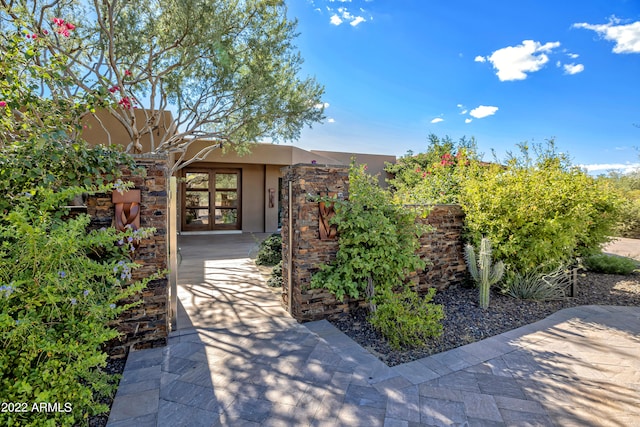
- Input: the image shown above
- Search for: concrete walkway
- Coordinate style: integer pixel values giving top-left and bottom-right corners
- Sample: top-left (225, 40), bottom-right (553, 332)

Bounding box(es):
top-left (107, 234), bottom-right (640, 426)
top-left (603, 237), bottom-right (640, 262)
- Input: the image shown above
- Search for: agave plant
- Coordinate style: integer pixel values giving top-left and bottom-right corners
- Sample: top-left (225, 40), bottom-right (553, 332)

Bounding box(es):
top-left (464, 238), bottom-right (505, 309)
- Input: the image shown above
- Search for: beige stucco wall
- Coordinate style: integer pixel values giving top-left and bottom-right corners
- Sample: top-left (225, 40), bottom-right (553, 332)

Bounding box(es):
top-left (82, 109), bottom-right (174, 153)
top-left (265, 165), bottom-right (282, 232)
top-left (241, 164), bottom-right (265, 232)
top-left (182, 140), bottom-right (339, 166)
top-left (309, 150), bottom-right (395, 186)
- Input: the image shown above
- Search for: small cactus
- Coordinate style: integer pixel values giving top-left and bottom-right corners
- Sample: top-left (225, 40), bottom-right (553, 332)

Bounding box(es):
top-left (464, 238), bottom-right (504, 309)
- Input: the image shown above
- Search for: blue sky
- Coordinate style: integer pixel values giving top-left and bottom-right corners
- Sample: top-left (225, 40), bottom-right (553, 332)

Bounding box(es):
top-left (286, 0), bottom-right (640, 174)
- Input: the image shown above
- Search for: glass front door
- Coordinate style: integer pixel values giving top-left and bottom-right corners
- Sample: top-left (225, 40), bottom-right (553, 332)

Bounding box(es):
top-left (182, 169), bottom-right (241, 231)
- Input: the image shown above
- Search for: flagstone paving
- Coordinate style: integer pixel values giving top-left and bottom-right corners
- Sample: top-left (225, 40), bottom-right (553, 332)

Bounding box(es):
top-left (108, 234), bottom-right (640, 426)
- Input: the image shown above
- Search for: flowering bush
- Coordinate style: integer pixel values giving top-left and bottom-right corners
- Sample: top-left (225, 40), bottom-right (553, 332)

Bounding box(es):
top-left (0, 187), bottom-right (158, 426)
top-left (386, 134), bottom-right (479, 204)
top-left (0, 22), bottom-right (137, 216)
top-left (0, 18), bottom-right (155, 426)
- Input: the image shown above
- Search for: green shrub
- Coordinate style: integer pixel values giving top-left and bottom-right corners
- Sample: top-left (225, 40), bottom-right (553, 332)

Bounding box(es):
top-left (268, 260), bottom-right (283, 287)
top-left (369, 288), bottom-right (444, 350)
top-left (311, 162), bottom-right (428, 302)
top-left (583, 254), bottom-right (638, 275)
top-left (616, 198), bottom-right (640, 239)
top-left (255, 234), bottom-right (282, 266)
top-left (503, 266), bottom-right (572, 301)
top-left (311, 162), bottom-right (441, 347)
top-left (460, 141), bottom-right (622, 272)
top-left (0, 187), bottom-right (158, 426)
top-left (599, 170), bottom-right (640, 238)
top-left (0, 24), bottom-right (159, 426)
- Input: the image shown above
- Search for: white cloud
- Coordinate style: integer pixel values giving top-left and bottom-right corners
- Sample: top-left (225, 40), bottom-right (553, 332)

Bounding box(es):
top-left (469, 105), bottom-right (499, 119)
top-left (314, 102), bottom-right (330, 109)
top-left (456, 104), bottom-right (468, 114)
top-left (326, 4), bottom-right (369, 27)
top-left (481, 40), bottom-right (561, 81)
top-left (430, 117), bottom-right (444, 124)
top-left (568, 53), bottom-right (579, 59)
top-left (350, 16), bottom-right (366, 27)
top-left (465, 118), bottom-right (473, 124)
top-left (474, 55), bottom-right (486, 63)
top-left (579, 162), bottom-right (640, 174)
top-left (329, 11), bottom-right (366, 27)
top-left (327, 118), bottom-right (336, 123)
top-left (563, 63), bottom-right (584, 75)
top-left (573, 18), bottom-right (640, 54)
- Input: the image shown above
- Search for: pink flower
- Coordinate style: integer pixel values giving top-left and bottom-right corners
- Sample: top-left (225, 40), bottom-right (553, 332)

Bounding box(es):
top-left (52, 17), bottom-right (75, 37)
top-left (31, 34), bottom-right (38, 39)
top-left (109, 85), bottom-right (120, 93)
top-left (43, 29), bottom-right (49, 35)
top-left (55, 26), bottom-right (70, 37)
top-left (124, 70), bottom-right (132, 77)
top-left (0, 101), bottom-right (7, 107)
top-left (118, 97), bottom-right (132, 109)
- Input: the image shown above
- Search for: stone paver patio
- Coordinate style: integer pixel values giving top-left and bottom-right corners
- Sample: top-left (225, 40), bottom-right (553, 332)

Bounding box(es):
top-left (107, 234), bottom-right (640, 426)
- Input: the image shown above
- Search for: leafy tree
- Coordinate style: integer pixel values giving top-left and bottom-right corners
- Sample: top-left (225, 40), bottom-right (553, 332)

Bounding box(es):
top-left (1, 0), bottom-right (325, 172)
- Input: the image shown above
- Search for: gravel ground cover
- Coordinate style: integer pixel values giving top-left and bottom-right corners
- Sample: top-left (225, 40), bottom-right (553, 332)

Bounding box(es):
top-left (330, 271), bottom-right (640, 366)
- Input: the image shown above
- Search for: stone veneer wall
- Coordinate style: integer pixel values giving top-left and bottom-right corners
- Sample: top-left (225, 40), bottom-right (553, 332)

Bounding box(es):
top-left (86, 154), bottom-right (169, 357)
top-left (280, 164), bottom-right (363, 322)
top-left (412, 205), bottom-right (467, 292)
top-left (281, 164), bottom-right (466, 322)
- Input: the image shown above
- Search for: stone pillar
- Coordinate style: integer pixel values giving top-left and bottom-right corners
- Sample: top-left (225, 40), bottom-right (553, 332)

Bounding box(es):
top-left (87, 154), bottom-right (169, 357)
top-left (281, 164), bottom-right (363, 322)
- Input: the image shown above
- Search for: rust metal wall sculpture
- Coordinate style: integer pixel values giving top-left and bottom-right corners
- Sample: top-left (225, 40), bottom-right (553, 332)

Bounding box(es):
top-left (112, 189), bottom-right (141, 232)
top-left (318, 192), bottom-right (338, 240)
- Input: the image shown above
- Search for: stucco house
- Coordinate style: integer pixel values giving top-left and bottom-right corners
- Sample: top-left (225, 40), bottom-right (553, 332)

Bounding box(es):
top-left (82, 110), bottom-right (395, 234)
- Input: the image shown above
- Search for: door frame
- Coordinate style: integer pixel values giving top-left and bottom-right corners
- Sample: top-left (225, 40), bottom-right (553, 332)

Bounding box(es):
top-left (181, 167), bottom-right (242, 232)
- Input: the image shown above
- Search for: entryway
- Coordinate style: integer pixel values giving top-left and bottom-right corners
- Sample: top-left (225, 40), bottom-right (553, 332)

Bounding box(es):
top-left (181, 168), bottom-right (241, 231)
top-left (175, 233), bottom-right (276, 330)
